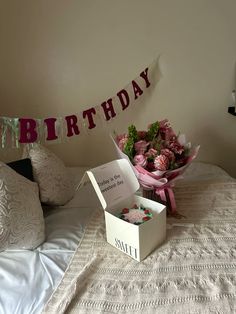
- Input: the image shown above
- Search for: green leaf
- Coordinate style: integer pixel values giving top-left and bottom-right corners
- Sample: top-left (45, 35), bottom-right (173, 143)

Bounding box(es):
top-left (121, 125), bottom-right (138, 162)
top-left (146, 122), bottom-right (159, 141)
top-left (128, 125), bottom-right (138, 142)
top-left (123, 137), bottom-right (135, 161)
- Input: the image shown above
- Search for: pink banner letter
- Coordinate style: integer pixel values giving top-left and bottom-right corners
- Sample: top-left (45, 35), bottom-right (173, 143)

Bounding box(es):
top-left (19, 118), bottom-right (38, 143)
top-left (44, 118), bottom-right (58, 141)
top-left (132, 80), bottom-right (143, 99)
top-left (140, 67), bottom-right (151, 88)
top-left (101, 98), bottom-right (116, 121)
top-left (117, 89), bottom-right (130, 110)
top-left (65, 115), bottom-right (80, 137)
top-left (82, 107), bottom-right (96, 129)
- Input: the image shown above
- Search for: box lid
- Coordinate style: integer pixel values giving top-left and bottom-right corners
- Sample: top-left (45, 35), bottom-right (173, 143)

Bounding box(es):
top-left (78, 159), bottom-right (140, 210)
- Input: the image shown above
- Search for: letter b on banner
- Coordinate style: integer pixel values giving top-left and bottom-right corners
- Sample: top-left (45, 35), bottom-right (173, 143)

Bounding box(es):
top-left (19, 118), bottom-right (38, 143)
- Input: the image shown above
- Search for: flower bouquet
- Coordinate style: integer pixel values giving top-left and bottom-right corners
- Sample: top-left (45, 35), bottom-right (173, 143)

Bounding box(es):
top-left (113, 120), bottom-right (200, 216)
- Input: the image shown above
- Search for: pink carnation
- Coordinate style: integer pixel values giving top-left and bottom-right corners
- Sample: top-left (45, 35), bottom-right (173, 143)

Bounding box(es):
top-left (133, 154), bottom-right (147, 168)
top-left (161, 148), bottom-right (175, 162)
top-left (154, 154), bottom-right (169, 171)
top-left (159, 119), bottom-right (176, 141)
top-left (159, 119), bottom-right (169, 129)
top-left (168, 140), bottom-right (184, 155)
top-left (134, 140), bottom-right (149, 154)
top-left (145, 148), bottom-right (158, 158)
top-left (116, 133), bottom-right (127, 142)
top-left (117, 135), bottom-right (128, 151)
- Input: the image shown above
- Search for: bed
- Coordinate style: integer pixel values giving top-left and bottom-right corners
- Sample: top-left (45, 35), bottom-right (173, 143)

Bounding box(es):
top-left (0, 165), bottom-right (97, 314)
top-left (1, 158), bottom-right (235, 314)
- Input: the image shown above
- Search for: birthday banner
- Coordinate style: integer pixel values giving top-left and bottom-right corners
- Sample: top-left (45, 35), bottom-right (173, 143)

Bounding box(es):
top-left (0, 58), bottom-right (161, 148)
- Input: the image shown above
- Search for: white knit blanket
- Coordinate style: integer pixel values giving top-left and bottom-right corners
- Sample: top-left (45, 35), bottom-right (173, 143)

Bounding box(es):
top-left (43, 178), bottom-right (236, 314)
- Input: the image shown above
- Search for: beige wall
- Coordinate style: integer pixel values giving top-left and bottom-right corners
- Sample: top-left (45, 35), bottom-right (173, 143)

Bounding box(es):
top-left (1, 0), bottom-right (236, 176)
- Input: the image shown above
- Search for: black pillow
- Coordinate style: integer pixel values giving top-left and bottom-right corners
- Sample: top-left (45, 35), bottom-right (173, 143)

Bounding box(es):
top-left (7, 158), bottom-right (34, 182)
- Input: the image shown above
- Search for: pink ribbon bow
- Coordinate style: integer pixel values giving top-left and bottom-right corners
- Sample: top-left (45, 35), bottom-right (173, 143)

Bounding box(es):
top-left (135, 165), bottom-right (184, 213)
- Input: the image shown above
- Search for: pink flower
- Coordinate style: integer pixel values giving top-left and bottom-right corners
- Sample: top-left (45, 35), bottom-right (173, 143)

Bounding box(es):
top-left (117, 134), bottom-right (128, 151)
top-left (168, 140), bottom-right (184, 155)
top-left (134, 140), bottom-right (149, 154)
top-left (145, 148), bottom-right (158, 158)
top-left (116, 133), bottom-right (127, 142)
top-left (159, 119), bottom-right (169, 129)
top-left (159, 119), bottom-right (176, 141)
top-left (154, 154), bottom-right (169, 171)
top-left (161, 148), bottom-right (175, 162)
top-left (133, 154), bottom-right (147, 168)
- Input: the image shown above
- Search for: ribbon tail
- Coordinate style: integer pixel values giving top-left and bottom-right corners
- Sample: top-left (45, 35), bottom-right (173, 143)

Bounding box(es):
top-left (155, 188), bottom-right (167, 203)
top-left (166, 187), bottom-right (177, 213)
top-left (155, 187), bottom-right (177, 214)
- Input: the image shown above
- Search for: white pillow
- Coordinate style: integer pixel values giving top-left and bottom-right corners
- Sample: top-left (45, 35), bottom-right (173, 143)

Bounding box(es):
top-left (23, 144), bottom-right (75, 206)
top-left (0, 162), bottom-right (45, 252)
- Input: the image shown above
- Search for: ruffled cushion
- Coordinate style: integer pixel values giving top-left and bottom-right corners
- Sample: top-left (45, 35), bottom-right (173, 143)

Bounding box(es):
top-left (23, 144), bottom-right (75, 205)
top-left (0, 162), bottom-right (45, 252)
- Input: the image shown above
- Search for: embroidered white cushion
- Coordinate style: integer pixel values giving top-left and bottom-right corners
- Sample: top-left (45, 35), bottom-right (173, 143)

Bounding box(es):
top-left (23, 144), bottom-right (75, 205)
top-left (0, 162), bottom-right (45, 252)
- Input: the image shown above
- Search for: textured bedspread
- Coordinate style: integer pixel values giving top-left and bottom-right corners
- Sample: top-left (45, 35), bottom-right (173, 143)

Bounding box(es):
top-left (43, 178), bottom-right (236, 314)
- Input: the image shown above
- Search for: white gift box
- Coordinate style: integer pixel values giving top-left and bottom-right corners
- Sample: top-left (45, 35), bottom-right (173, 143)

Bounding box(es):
top-left (78, 159), bottom-right (166, 262)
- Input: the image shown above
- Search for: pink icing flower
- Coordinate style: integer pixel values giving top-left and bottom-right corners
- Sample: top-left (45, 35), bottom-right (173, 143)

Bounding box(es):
top-left (133, 154), bottom-right (147, 168)
top-left (161, 148), bottom-right (175, 162)
top-left (145, 148), bottom-right (158, 158)
top-left (134, 140), bottom-right (149, 154)
top-left (154, 154), bottom-right (169, 171)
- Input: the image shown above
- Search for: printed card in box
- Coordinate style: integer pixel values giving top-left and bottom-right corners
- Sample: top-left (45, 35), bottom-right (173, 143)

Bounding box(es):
top-left (78, 159), bottom-right (166, 261)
